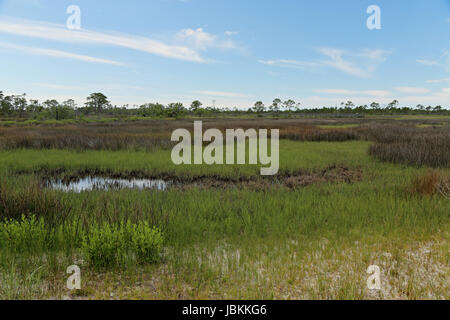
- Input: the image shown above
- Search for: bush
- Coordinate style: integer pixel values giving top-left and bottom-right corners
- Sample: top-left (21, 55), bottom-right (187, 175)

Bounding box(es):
top-left (0, 215), bottom-right (163, 268)
top-left (127, 221), bottom-right (164, 264)
top-left (0, 215), bottom-right (50, 252)
top-left (81, 221), bottom-right (163, 268)
top-left (81, 224), bottom-right (124, 268)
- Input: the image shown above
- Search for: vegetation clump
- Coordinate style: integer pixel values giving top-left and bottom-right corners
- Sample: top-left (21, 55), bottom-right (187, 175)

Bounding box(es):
top-left (411, 170), bottom-right (449, 197)
top-left (81, 221), bottom-right (164, 268)
top-left (0, 215), bottom-right (164, 269)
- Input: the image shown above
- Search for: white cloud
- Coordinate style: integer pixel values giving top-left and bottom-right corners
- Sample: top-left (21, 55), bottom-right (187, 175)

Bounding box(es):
top-left (315, 89), bottom-right (391, 97)
top-left (0, 17), bottom-right (205, 62)
top-left (315, 89), bottom-right (355, 95)
top-left (416, 59), bottom-right (438, 66)
top-left (34, 83), bottom-right (83, 90)
top-left (224, 31), bottom-right (238, 36)
top-left (363, 90), bottom-right (392, 97)
top-left (193, 90), bottom-right (251, 98)
top-left (258, 59), bottom-right (319, 68)
top-left (442, 88), bottom-right (450, 93)
top-left (317, 47), bottom-right (389, 78)
top-left (395, 87), bottom-right (431, 94)
top-left (259, 47), bottom-right (390, 78)
top-left (426, 78), bottom-right (450, 83)
top-left (176, 28), bottom-right (237, 51)
top-left (417, 51), bottom-right (450, 71)
top-left (0, 41), bottom-right (124, 65)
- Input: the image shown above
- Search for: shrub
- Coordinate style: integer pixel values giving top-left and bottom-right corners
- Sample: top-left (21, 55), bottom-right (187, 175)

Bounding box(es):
top-left (0, 215), bottom-right (163, 268)
top-left (127, 221), bottom-right (164, 264)
top-left (81, 221), bottom-right (163, 268)
top-left (0, 215), bottom-right (51, 252)
top-left (81, 224), bottom-right (124, 268)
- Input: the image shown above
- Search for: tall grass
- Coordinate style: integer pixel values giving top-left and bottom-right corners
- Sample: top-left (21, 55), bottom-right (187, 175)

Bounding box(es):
top-left (0, 118), bottom-right (367, 151)
top-left (368, 124), bottom-right (450, 167)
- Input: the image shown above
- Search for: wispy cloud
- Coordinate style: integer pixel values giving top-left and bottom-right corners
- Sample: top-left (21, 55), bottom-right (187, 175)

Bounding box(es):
top-left (417, 50), bottom-right (450, 71)
top-left (0, 17), bottom-right (205, 62)
top-left (176, 28), bottom-right (238, 51)
top-left (426, 78), bottom-right (450, 83)
top-left (0, 41), bottom-right (124, 65)
top-left (395, 87), bottom-right (431, 94)
top-left (224, 31), bottom-right (238, 36)
top-left (416, 59), bottom-right (439, 66)
top-left (34, 83), bottom-right (147, 91)
top-left (315, 89), bottom-right (391, 97)
top-left (258, 59), bottom-right (319, 68)
top-left (193, 90), bottom-right (251, 98)
top-left (316, 47), bottom-right (389, 78)
top-left (259, 47), bottom-right (390, 78)
top-left (34, 83), bottom-right (83, 90)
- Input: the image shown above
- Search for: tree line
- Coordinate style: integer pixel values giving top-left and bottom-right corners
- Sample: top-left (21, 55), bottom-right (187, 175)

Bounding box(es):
top-left (0, 91), bottom-right (448, 120)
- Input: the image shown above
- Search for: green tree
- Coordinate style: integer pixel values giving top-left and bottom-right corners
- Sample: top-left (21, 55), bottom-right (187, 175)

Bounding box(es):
top-left (190, 100), bottom-right (202, 113)
top-left (283, 99), bottom-right (295, 112)
top-left (85, 93), bottom-right (110, 113)
top-left (270, 98), bottom-right (282, 112)
top-left (253, 101), bottom-right (265, 113)
top-left (166, 102), bottom-right (186, 118)
top-left (0, 92), bottom-right (13, 115)
top-left (13, 94), bottom-right (27, 118)
top-left (386, 100), bottom-right (399, 111)
top-left (370, 102), bottom-right (380, 111)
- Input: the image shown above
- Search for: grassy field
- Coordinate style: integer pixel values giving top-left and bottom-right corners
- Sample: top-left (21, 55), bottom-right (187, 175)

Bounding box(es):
top-left (0, 117), bottom-right (448, 300)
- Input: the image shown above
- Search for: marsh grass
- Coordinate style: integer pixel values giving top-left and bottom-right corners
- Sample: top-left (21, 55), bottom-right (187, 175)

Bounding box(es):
top-left (368, 124), bottom-right (450, 167)
top-left (0, 118), bottom-right (368, 151)
top-left (0, 118), bottom-right (448, 299)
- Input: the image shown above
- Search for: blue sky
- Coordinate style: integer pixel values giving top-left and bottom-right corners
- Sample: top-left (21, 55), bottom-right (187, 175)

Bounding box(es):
top-left (0, 0), bottom-right (449, 108)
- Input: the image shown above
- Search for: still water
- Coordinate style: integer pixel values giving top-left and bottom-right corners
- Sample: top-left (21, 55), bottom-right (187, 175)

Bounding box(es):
top-left (48, 177), bottom-right (168, 192)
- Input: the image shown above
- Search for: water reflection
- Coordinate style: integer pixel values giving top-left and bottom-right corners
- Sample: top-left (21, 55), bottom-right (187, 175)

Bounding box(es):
top-left (48, 177), bottom-right (168, 192)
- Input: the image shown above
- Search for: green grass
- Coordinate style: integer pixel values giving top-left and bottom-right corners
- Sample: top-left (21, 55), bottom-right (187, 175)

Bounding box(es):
top-left (0, 140), bottom-right (372, 177)
top-left (393, 114), bottom-right (450, 120)
top-left (0, 139), bottom-right (448, 299)
top-left (416, 123), bottom-right (446, 128)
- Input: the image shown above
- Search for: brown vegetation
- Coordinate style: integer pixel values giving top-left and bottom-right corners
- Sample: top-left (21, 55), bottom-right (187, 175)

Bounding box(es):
top-left (0, 118), bottom-right (366, 151)
top-left (411, 170), bottom-right (449, 197)
top-left (368, 124), bottom-right (450, 167)
top-left (1, 118), bottom-right (448, 169)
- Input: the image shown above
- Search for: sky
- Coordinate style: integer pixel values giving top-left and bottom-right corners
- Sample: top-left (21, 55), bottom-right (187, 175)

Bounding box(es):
top-left (0, 0), bottom-right (449, 109)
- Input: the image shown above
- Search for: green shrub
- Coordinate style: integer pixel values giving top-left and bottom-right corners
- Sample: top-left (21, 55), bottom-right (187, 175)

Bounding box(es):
top-left (127, 221), bottom-right (164, 264)
top-left (81, 221), bottom-right (163, 268)
top-left (55, 219), bottom-right (86, 251)
top-left (81, 224), bottom-right (124, 268)
top-left (0, 215), bottom-right (51, 252)
top-left (0, 215), bottom-right (163, 268)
